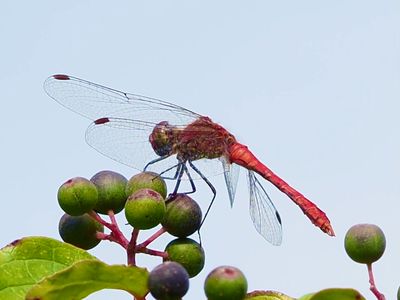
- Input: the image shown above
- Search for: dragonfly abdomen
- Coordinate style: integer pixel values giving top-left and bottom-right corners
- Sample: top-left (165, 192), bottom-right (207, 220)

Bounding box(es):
top-left (229, 142), bottom-right (335, 237)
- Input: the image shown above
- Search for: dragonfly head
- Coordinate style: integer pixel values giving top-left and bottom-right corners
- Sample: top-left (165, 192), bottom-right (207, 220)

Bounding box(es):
top-left (149, 121), bottom-right (179, 157)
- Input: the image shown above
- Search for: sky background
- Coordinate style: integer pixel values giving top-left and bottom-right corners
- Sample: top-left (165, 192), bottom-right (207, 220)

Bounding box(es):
top-left (1, 1), bottom-right (399, 299)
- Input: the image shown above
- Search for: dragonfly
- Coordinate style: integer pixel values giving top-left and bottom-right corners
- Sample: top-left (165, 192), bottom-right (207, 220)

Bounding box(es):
top-left (44, 74), bottom-right (334, 245)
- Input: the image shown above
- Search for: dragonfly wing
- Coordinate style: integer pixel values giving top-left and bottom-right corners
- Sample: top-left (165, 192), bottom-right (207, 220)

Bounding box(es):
top-left (45, 74), bottom-right (230, 179)
top-left (44, 75), bottom-right (201, 125)
top-left (85, 117), bottom-right (179, 172)
top-left (247, 170), bottom-right (282, 245)
top-left (221, 157), bottom-right (240, 207)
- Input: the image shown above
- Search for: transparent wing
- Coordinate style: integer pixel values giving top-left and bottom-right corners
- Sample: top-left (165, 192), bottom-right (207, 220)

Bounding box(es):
top-left (221, 158), bottom-right (240, 207)
top-left (247, 170), bottom-right (282, 245)
top-left (44, 74), bottom-right (201, 126)
top-left (85, 117), bottom-right (167, 171)
top-left (85, 117), bottom-right (227, 177)
top-left (45, 74), bottom-right (201, 172)
top-left (45, 74), bottom-right (228, 178)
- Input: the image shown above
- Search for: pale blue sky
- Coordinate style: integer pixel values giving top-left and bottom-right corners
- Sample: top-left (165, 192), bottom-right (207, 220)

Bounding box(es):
top-left (1, 1), bottom-right (399, 299)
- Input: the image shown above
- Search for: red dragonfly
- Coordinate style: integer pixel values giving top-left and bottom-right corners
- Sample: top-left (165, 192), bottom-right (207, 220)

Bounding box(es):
top-left (44, 74), bottom-right (334, 245)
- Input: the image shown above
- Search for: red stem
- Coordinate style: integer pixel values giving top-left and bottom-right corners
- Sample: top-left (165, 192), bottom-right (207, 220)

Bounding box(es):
top-left (88, 210), bottom-right (112, 229)
top-left (96, 232), bottom-right (119, 243)
top-left (108, 210), bottom-right (118, 227)
top-left (367, 263), bottom-right (385, 300)
top-left (88, 212), bottom-right (167, 270)
top-left (136, 227), bottom-right (167, 250)
top-left (88, 210), bottom-right (129, 248)
top-left (137, 247), bottom-right (168, 259)
top-left (127, 229), bottom-right (140, 266)
top-left (107, 210), bottom-right (130, 248)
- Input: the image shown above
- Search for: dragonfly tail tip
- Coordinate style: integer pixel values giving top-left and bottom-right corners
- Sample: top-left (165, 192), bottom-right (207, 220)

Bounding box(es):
top-left (326, 226), bottom-right (335, 237)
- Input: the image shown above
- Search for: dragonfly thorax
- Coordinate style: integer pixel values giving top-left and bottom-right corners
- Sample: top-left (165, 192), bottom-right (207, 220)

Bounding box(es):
top-left (176, 116), bottom-right (237, 162)
top-left (149, 121), bottom-right (180, 157)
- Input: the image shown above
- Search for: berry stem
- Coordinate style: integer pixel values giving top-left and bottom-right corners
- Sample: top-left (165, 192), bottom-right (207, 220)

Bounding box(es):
top-left (137, 247), bottom-right (168, 259)
top-left (88, 211), bottom-right (129, 248)
top-left (367, 263), bottom-right (385, 300)
top-left (127, 229), bottom-right (140, 266)
top-left (95, 231), bottom-right (119, 243)
top-left (108, 210), bottom-right (118, 227)
top-left (88, 211), bottom-right (114, 231)
top-left (136, 227), bottom-right (166, 250)
top-left (107, 210), bottom-right (130, 248)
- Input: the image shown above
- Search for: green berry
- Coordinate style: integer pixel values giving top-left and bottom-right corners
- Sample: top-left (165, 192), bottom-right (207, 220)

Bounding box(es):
top-left (344, 223), bottom-right (386, 264)
top-left (165, 238), bottom-right (205, 278)
top-left (126, 172), bottom-right (167, 199)
top-left (57, 177), bottom-right (98, 216)
top-left (90, 170), bottom-right (127, 214)
top-left (124, 188), bottom-right (166, 229)
top-left (148, 261), bottom-right (189, 300)
top-left (204, 266), bottom-right (248, 300)
top-left (58, 213), bottom-right (104, 250)
top-left (161, 194), bottom-right (202, 237)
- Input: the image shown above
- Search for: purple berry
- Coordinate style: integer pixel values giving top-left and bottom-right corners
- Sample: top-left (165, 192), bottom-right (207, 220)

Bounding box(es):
top-left (148, 261), bottom-right (189, 300)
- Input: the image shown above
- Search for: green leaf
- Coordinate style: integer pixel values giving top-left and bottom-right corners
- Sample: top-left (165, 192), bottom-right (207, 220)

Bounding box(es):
top-left (246, 290), bottom-right (295, 299)
top-left (0, 236), bottom-right (97, 300)
top-left (297, 293), bottom-right (313, 300)
top-left (298, 288), bottom-right (366, 300)
top-left (26, 260), bottom-right (149, 299)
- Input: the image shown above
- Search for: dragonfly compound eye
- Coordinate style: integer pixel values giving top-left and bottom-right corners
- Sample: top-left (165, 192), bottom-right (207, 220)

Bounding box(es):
top-left (149, 121), bottom-right (177, 157)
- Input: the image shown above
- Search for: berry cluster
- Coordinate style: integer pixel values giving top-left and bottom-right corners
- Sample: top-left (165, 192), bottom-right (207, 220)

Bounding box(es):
top-left (57, 170), bottom-right (247, 300)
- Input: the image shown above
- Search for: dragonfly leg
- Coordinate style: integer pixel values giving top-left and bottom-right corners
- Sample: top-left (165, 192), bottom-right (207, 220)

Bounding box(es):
top-left (156, 162), bottom-right (182, 180)
top-left (169, 162), bottom-right (197, 195)
top-left (188, 161), bottom-right (216, 227)
top-left (144, 156), bottom-right (184, 181)
top-left (181, 164), bottom-right (196, 194)
top-left (171, 163), bottom-right (185, 195)
top-left (143, 155), bottom-right (170, 171)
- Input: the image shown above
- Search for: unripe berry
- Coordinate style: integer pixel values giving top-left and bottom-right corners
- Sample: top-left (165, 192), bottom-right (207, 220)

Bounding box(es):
top-left (161, 194), bottom-right (202, 237)
top-left (90, 170), bottom-right (127, 214)
top-left (344, 223), bottom-right (386, 264)
top-left (164, 238), bottom-right (205, 278)
top-left (57, 177), bottom-right (98, 216)
top-left (125, 188), bottom-right (166, 229)
top-left (204, 266), bottom-right (247, 300)
top-left (58, 213), bottom-right (104, 250)
top-left (148, 261), bottom-right (189, 300)
top-left (126, 172), bottom-right (167, 198)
